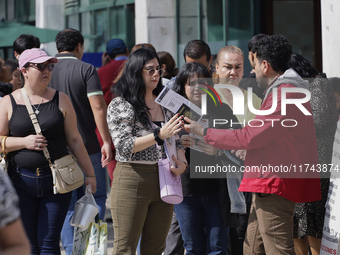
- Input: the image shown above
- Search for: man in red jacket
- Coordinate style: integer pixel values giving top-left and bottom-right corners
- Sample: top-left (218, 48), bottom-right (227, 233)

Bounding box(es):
top-left (97, 38), bottom-right (129, 184)
top-left (184, 35), bottom-right (321, 255)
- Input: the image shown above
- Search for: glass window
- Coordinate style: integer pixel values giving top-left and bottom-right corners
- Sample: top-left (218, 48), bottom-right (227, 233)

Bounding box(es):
top-left (125, 4), bottom-right (135, 50)
top-left (109, 5), bottom-right (135, 50)
top-left (0, 1), bottom-right (6, 21)
top-left (94, 9), bottom-right (108, 52)
top-left (15, 0), bottom-right (35, 23)
top-left (273, 1), bottom-right (314, 66)
top-left (109, 6), bottom-right (125, 40)
top-left (228, 0), bottom-right (252, 41)
top-left (67, 14), bottom-right (80, 30)
top-left (202, 0), bottom-right (224, 54)
top-left (80, 0), bottom-right (90, 6)
top-left (81, 12), bottom-right (94, 52)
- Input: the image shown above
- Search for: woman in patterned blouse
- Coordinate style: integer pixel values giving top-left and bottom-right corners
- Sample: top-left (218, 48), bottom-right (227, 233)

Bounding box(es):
top-left (107, 47), bottom-right (187, 255)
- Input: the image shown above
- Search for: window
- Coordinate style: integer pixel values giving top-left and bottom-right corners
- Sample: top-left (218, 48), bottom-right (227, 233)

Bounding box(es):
top-left (15, 0), bottom-right (35, 24)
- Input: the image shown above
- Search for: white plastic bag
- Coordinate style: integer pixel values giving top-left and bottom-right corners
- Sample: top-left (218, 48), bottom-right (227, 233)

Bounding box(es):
top-left (71, 185), bottom-right (99, 229)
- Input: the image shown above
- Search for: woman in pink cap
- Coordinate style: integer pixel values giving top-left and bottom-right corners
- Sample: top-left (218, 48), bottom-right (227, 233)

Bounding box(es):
top-left (0, 48), bottom-right (97, 255)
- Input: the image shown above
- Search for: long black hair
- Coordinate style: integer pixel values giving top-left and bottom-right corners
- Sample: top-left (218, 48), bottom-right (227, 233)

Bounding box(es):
top-left (288, 53), bottom-right (319, 78)
top-left (114, 47), bottom-right (163, 127)
top-left (172, 62), bottom-right (211, 98)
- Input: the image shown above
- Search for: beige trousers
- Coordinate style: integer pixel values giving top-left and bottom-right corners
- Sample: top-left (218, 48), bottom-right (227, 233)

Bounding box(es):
top-left (244, 193), bottom-right (296, 255)
top-left (110, 162), bottom-right (174, 255)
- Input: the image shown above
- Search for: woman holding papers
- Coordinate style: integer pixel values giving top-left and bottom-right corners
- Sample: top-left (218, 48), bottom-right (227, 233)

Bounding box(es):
top-left (107, 47), bottom-right (186, 255)
top-left (172, 62), bottom-right (240, 255)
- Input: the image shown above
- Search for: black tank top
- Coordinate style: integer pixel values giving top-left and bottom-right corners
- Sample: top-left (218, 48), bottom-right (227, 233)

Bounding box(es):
top-left (8, 91), bottom-right (69, 168)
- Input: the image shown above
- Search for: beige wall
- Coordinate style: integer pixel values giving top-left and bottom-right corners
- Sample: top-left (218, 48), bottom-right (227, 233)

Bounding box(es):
top-left (35, 0), bottom-right (64, 56)
top-left (135, 0), bottom-right (177, 60)
top-left (321, 0), bottom-right (340, 77)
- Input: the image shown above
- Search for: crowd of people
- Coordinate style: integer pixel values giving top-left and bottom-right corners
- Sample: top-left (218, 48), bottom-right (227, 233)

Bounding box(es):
top-left (0, 28), bottom-right (339, 255)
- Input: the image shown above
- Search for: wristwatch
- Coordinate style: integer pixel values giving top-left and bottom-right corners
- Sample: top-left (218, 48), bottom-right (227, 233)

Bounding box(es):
top-left (153, 127), bottom-right (164, 145)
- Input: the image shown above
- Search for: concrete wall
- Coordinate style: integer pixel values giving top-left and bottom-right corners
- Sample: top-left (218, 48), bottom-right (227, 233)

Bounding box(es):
top-left (135, 0), bottom-right (177, 61)
top-left (36, 0), bottom-right (64, 56)
top-left (321, 0), bottom-right (340, 77)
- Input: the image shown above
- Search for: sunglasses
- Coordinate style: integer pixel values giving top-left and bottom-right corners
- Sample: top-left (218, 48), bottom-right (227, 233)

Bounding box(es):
top-left (143, 68), bottom-right (165, 77)
top-left (29, 63), bottom-right (55, 72)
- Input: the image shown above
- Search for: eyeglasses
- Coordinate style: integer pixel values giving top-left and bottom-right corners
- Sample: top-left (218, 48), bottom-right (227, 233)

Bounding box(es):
top-left (29, 63), bottom-right (54, 72)
top-left (188, 81), bottom-right (208, 87)
top-left (143, 68), bottom-right (165, 77)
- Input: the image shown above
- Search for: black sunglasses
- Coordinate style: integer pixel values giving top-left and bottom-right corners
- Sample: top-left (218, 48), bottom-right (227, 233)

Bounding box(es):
top-left (28, 63), bottom-right (55, 72)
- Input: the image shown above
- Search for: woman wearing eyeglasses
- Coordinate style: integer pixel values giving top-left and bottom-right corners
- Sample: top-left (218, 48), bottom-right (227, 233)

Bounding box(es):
top-left (171, 62), bottom-right (241, 255)
top-left (107, 47), bottom-right (187, 255)
top-left (0, 48), bottom-right (96, 255)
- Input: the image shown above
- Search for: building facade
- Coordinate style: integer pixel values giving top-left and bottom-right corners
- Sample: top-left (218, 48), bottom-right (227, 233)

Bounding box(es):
top-left (0, 0), bottom-right (338, 76)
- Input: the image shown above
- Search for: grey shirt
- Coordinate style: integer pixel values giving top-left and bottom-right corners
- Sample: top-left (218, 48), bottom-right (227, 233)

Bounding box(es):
top-left (49, 53), bottom-right (103, 155)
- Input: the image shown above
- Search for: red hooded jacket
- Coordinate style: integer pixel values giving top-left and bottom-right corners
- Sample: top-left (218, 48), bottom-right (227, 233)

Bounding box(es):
top-left (204, 79), bottom-right (321, 203)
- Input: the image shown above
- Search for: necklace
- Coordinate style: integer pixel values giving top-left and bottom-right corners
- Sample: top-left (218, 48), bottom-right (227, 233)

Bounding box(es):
top-left (31, 89), bottom-right (46, 115)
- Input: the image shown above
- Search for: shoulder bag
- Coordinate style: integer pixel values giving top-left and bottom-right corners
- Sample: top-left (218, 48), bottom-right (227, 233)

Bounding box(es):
top-left (148, 118), bottom-right (183, 204)
top-left (21, 88), bottom-right (84, 194)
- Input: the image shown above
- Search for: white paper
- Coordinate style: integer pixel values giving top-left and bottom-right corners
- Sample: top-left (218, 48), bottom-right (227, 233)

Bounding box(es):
top-left (156, 87), bottom-right (211, 153)
top-left (155, 86), bottom-right (202, 121)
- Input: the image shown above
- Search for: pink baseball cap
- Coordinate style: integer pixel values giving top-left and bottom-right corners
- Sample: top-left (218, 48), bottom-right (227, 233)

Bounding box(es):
top-left (19, 48), bottom-right (58, 69)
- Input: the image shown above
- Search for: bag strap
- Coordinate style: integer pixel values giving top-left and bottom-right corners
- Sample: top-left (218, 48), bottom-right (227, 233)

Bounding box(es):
top-left (20, 88), bottom-right (52, 163)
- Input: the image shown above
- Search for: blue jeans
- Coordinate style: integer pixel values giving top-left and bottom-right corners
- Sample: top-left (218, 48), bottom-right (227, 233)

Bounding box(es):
top-left (222, 151), bottom-right (246, 214)
top-left (61, 152), bottom-right (107, 255)
top-left (8, 164), bottom-right (72, 255)
top-left (174, 194), bottom-right (230, 255)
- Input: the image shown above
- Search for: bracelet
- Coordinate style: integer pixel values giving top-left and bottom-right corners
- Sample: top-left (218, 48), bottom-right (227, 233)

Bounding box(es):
top-left (86, 175), bottom-right (96, 177)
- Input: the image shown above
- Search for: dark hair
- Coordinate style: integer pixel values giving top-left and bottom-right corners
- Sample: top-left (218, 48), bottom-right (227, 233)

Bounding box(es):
top-left (254, 35), bottom-right (292, 73)
top-left (131, 43), bottom-right (156, 53)
top-left (4, 59), bottom-right (19, 73)
top-left (55, 28), bottom-right (84, 52)
top-left (210, 54), bottom-right (218, 73)
top-left (13, 34), bottom-right (41, 54)
top-left (248, 34), bottom-right (267, 52)
top-left (288, 53), bottom-right (319, 78)
top-left (114, 48), bottom-right (163, 128)
top-left (183, 40), bottom-right (211, 62)
top-left (172, 62), bottom-right (211, 98)
top-left (329, 77), bottom-right (340, 94)
top-left (157, 51), bottom-right (178, 79)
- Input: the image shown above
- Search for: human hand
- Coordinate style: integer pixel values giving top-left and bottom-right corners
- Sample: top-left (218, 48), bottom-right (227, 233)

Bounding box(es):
top-left (169, 155), bottom-right (187, 176)
top-left (159, 114), bottom-right (183, 140)
top-left (179, 134), bottom-right (196, 149)
top-left (25, 135), bottom-right (48, 151)
top-left (183, 117), bottom-right (204, 137)
top-left (101, 142), bottom-right (112, 167)
top-left (196, 139), bottom-right (218, 156)
top-left (101, 52), bottom-right (110, 66)
top-left (85, 177), bottom-right (97, 194)
top-left (231, 149), bottom-right (247, 161)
